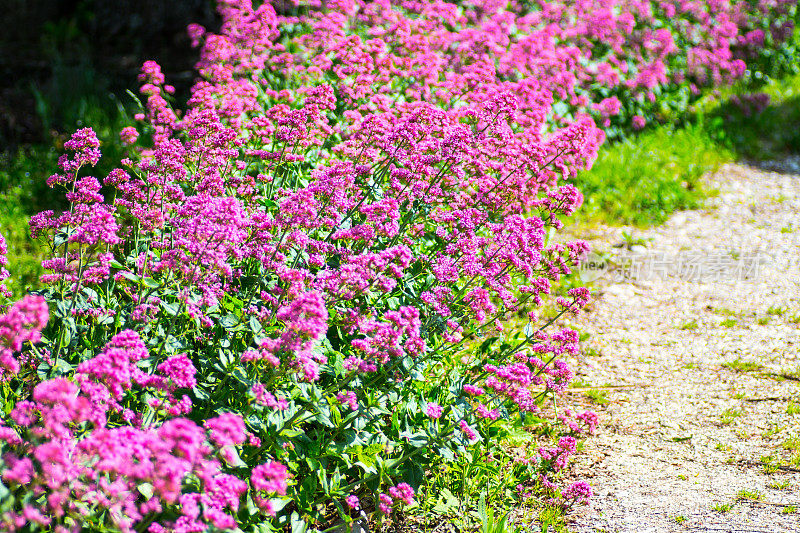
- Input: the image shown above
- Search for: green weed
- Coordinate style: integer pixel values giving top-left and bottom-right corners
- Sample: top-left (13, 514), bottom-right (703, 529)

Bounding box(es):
top-left (584, 389), bottom-right (610, 406)
top-left (782, 436), bottom-right (800, 452)
top-left (712, 502), bottom-right (733, 513)
top-left (720, 408), bottom-right (742, 425)
top-left (767, 306), bottom-right (787, 317)
top-left (768, 479), bottom-right (791, 490)
top-left (736, 489), bottom-right (763, 501)
top-left (722, 359), bottom-right (761, 373)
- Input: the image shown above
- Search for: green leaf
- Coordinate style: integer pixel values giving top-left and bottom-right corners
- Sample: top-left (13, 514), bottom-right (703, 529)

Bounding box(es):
top-left (160, 301), bottom-right (180, 316)
top-left (315, 405), bottom-right (335, 428)
top-left (232, 366), bottom-right (251, 387)
top-left (220, 314), bottom-right (239, 329)
top-left (433, 488), bottom-right (460, 515)
top-left (270, 497), bottom-right (292, 514)
top-left (61, 325), bottom-right (73, 348)
top-left (248, 316), bottom-right (264, 334)
top-left (356, 455), bottom-right (377, 474)
top-left (120, 271), bottom-right (141, 283)
top-left (222, 446), bottom-right (247, 467)
top-left (193, 386), bottom-right (210, 401)
top-left (246, 493), bottom-right (258, 516)
top-left (405, 432), bottom-right (429, 448)
top-left (403, 462), bottom-right (424, 489)
top-left (478, 337), bottom-right (499, 354)
top-left (330, 403), bottom-right (342, 427)
top-left (137, 483), bottom-right (154, 499)
top-left (52, 358), bottom-right (74, 377)
top-left (436, 446), bottom-right (455, 461)
top-left (317, 468), bottom-right (330, 493)
top-left (291, 512), bottom-right (307, 533)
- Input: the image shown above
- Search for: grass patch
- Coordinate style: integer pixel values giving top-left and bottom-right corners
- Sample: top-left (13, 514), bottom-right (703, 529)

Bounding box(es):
top-left (679, 320), bottom-right (699, 331)
top-left (415, 416), bottom-right (578, 533)
top-left (761, 455), bottom-right (780, 474)
top-left (583, 347), bottom-right (602, 357)
top-left (573, 70), bottom-right (800, 228)
top-left (536, 505), bottom-right (568, 533)
top-left (0, 49), bottom-right (139, 299)
top-left (701, 73), bottom-right (800, 160)
top-left (779, 436), bottom-right (800, 468)
top-left (574, 125), bottom-right (729, 226)
top-left (0, 179), bottom-right (48, 298)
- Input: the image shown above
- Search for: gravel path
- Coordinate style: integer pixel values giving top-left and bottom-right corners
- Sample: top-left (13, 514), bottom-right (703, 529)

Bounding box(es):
top-left (564, 161), bottom-right (800, 532)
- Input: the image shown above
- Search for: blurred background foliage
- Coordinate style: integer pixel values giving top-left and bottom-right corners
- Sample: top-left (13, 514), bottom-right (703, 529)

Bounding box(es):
top-left (0, 0), bottom-right (220, 296)
top-left (0, 0), bottom-right (220, 148)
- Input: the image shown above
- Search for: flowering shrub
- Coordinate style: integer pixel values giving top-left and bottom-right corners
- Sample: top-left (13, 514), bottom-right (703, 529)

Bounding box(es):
top-left (253, 0), bottom-right (797, 139)
top-left (0, 0), bottom-right (796, 531)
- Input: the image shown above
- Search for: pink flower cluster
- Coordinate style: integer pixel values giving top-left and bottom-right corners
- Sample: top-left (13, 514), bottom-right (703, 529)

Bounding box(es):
top-left (538, 436), bottom-right (578, 472)
top-left (0, 232), bottom-right (9, 298)
top-left (251, 0), bottom-right (794, 132)
top-left (379, 482), bottom-right (416, 513)
top-left (251, 461), bottom-right (290, 516)
top-left (425, 402), bottom-right (443, 419)
top-left (562, 481), bottom-right (593, 505)
top-left (0, 295), bottom-right (49, 377)
top-left (0, 300), bottom-right (287, 532)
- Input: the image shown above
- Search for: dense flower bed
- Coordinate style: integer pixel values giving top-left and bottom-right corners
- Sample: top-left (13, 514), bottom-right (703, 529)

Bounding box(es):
top-left (0, 1), bottom-right (796, 531)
